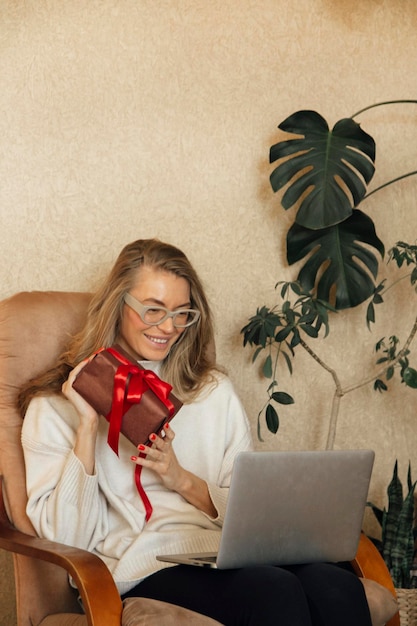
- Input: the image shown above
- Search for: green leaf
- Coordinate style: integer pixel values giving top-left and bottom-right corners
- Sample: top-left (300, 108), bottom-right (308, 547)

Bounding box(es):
top-left (287, 210), bottom-right (385, 309)
top-left (375, 337), bottom-right (385, 352)
top-left (272, 391), bottom-right (295, 405)
top-left (263, 355), bottom-right (273, 379)
top-left (367, 502), bottom-right (384, 527)
top-left (290, 281), bottom-right (303, 296)
top-left (376, 461), bottom-right (417, 588)
top-left (399, 354), bottom-right (408, 366)
top-left (383, 461), bottom-right (403, 565)
top-left (285, 340), bottom-right (295, 357)
top-left (386, 366), bottom-right (395, 381)
top-left (300, 323), bottom-right (319, 338)
top-left (251, 346), bottom-right (263, 363)
top-left (402, 367), bottom-right (417, 388)
top-left (241, 307), bottom-right (281, 347)
top-left (374, 379), bottom-right (388, 392)
top-left (265, 403), bottom-right (279, 434)
top-left (281, 350), bottom-right (293, 375)
top-left (290, 328), bottom-right (301, 347)
top-left (275, 326), bottom-right (292, 342)
top-left (267, 380), bottom-right (278, 393)
top-left (269, 110), bottom-right (375, 230)
top-left (278, 282), bottom-right (290, 298)
top-left (366, 302), bottom-right (375, 329)
top-left (388, 481), bottom-right (416, 587)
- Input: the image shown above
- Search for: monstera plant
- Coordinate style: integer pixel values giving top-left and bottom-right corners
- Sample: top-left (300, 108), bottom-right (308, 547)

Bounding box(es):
top-left (242, 100), bottom-right (417, 445)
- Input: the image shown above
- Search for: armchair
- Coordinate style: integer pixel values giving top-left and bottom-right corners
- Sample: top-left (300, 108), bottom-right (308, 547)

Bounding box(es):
top-left (0, 291), bottom-right (399, 626)
top-left (0, 291), bottom-right (222, 626)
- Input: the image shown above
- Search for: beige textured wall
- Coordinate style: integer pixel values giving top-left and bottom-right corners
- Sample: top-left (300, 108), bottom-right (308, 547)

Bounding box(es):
top-left (1, 1), bottom-right (417, 621)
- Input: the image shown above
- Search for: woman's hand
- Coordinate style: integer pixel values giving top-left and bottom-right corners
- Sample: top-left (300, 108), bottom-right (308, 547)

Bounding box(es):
top-left (131, 423), bottom-right (217, 517)
top-left (61, 358), bottom-right (99, 475)
top-left (62, 359), bottom-right (100, 429)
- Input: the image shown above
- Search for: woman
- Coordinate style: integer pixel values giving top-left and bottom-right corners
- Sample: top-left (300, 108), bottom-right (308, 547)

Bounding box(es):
top-left (20, 238), bottom-right (377, 625)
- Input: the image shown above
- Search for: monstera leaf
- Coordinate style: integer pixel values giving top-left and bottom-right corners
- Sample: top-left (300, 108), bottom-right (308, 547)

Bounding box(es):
top-left (270, 110), bottom-right (376, 230)
top-left (287, 210), bottom-right (385, 309)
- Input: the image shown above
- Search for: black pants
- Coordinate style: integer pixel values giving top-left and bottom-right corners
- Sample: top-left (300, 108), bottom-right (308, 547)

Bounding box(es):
top-left (122, 562), bottom-right (372, 626)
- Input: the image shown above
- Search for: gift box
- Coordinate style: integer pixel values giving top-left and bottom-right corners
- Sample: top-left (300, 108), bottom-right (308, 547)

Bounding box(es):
top-left (72, 344), bottom-right (183, 453)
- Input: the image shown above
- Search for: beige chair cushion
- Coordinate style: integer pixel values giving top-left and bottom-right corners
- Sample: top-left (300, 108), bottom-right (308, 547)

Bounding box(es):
top-left (38, 597), bottom-right (224, 626)
top-left (122, 597), bottom-right (224, 626)
top-left (39, 615), bottom-right (87, 626)
top-left (360, 578), bottom-right (398, 626)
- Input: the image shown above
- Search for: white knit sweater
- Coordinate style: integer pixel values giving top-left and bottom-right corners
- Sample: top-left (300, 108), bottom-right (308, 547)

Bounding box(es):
top-left (22, 367), bottom-right (253, 594)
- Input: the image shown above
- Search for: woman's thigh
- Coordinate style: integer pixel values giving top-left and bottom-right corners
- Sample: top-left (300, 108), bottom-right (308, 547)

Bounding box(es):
top-left (287, 562), bottom-right (372, 626)
top-left (124, 564), bottom-right (312, 626)
top-left (124, 562), bottom-right (371, 626)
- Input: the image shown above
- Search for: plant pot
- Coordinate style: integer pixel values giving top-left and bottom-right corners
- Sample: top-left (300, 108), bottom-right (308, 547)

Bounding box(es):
top-left (396, 589), bottom-right (417, 625)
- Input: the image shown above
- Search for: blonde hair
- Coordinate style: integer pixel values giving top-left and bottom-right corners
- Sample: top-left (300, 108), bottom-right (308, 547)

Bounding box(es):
top-left (18, 239), bottom-right (219, 415)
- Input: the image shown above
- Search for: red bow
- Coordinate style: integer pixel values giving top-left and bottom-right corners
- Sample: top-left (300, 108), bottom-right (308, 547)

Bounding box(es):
top-left (106, 347), bottom-right (174, 455)
top-left (105, 347), bottom-right (175, 522)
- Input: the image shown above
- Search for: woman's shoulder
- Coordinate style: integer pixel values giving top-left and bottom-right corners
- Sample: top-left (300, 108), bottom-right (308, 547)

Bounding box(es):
top-left (192, 369), bottom-right (241, 404)
top-left (23, 393), bottom-right (79, 438)
top-left (25, 392), bottom-right (70, 414)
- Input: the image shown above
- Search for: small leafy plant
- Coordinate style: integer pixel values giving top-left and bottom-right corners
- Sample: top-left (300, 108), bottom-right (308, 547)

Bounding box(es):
top-left (368, 461), bottom-right (417, 589)
top-left (242, 245), bottom-right (417, 444)
top-left (241, 281), bottom-right (335, 440)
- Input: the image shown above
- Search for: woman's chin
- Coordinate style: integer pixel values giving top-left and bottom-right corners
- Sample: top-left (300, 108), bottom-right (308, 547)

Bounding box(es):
top-left (116, 336), bottom-right (172, 362)
top-left (134, 343), bottom-right (170, 362)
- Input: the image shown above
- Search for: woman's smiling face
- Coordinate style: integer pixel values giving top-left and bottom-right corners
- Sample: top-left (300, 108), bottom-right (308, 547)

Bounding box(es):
top-left (117, 265), bottom-right (191, 361)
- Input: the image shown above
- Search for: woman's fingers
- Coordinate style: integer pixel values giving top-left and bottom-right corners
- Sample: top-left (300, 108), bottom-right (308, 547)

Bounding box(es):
top-left (62, 356), bottom-right (100, 423)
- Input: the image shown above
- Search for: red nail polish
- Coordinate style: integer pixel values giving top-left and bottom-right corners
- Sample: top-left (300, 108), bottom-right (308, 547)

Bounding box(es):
top-left (138, 444), bottom-right (146, 451)
top-left (130, 455), bottom-right (137, 462)
top-left (164, 422), bottom-right (170, 430)
top-left (150, 433), bottom-right (157, 441)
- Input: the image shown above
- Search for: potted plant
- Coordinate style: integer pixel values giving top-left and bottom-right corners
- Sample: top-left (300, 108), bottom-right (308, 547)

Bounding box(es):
top-left (368, 462), bottom-right (417, 623)
top-left (241, 101), bottom-right (417, 447)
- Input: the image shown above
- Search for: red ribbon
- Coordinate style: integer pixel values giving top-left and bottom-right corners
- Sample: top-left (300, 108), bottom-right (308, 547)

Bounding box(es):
top-left (134, 462), bottom-right (152, 521)
top-left (105, 347), bottom-right (175, 522)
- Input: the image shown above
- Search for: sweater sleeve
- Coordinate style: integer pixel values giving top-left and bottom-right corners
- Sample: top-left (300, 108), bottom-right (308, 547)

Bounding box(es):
top-left (202, 376), bottom-right (254, 526)
top-left (21, 395), bottom-right (108, 550)
top-left (206, 432), bottom-right (253, 526)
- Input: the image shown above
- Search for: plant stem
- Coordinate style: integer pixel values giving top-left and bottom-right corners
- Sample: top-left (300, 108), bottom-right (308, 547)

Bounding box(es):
top-left (351, 100), bottom-right (417, 119)
top-left (381, 272), bottom-right (412, 296)
top-left (299, 337), bottom-right (342, 395)
top-left (343, 315), bottom-right (417, 395)
top-left (327, 392), bottom-right (341, 450)
top-left (298, 314), bottom-right (417, 449)
top-left (350, 100), bottom-right (417, 206)
top-left (363, 171), bottom-right (417, 202)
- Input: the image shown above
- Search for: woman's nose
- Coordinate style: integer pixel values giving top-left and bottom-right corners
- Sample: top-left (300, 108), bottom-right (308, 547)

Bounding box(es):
top-left (157, 316), bottom-right (176, 332)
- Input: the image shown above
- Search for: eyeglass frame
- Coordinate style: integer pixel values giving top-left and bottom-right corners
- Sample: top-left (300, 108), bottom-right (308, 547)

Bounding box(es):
top-left (124, 292), bottom-right (201, 328)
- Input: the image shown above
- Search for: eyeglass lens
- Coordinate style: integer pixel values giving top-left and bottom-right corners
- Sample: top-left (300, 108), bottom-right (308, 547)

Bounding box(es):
top-left (142, 307), bottom-right (198, 327)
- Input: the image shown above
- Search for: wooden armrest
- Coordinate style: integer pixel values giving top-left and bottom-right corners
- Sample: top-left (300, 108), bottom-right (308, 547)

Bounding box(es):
top-left (0, 514), bottom-right (122, 626)
top-left (351, 533), bottom-right (395, 592)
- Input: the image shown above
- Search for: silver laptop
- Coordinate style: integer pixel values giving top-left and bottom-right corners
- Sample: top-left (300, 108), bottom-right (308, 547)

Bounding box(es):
top-left (156, 449), bottom-right (374, 569)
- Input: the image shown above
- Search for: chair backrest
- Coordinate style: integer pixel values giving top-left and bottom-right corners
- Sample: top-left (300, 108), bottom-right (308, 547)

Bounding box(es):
top-left (0, 291), bottom-right (92, 624)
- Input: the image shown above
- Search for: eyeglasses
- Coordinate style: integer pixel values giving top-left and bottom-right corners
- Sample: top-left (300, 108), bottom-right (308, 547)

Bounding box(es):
top-left (124, 293), bottom-right (201, 328)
